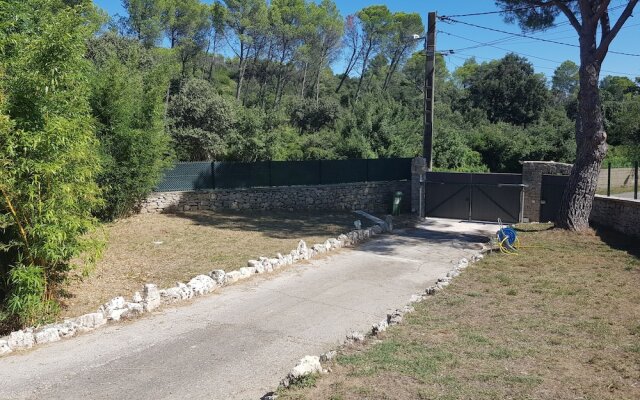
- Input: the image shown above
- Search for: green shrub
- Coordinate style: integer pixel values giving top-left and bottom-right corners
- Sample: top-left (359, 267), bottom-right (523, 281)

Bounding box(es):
top-left (88, 33), bottom-right (173, 220)
top-left (0, 0), bottom-right (103, 328)
top-left (168, 78), bottom-right (237, 161)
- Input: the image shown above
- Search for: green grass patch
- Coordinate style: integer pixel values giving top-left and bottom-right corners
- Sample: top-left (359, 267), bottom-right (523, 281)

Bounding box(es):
top-left (279, 228), bottom-right (640, 400)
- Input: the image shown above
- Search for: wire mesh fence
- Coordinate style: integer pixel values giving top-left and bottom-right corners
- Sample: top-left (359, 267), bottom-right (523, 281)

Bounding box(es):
top-left (597, 161), bottom-right (639, 200)
top-left (154, 158), bottom-right (413, 192)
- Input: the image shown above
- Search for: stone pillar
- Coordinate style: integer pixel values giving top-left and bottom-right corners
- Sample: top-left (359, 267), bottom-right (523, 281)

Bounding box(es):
top-left (522, 161), bottom-right (573, 222)
top-left (411, 157), bottom-right (428, 216)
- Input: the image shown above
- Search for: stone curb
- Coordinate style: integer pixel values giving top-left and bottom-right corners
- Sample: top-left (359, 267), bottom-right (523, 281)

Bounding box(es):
top-left (0, 222), bottom-right (389, 358)
top-left (265, 244), bottom-right (490, 399)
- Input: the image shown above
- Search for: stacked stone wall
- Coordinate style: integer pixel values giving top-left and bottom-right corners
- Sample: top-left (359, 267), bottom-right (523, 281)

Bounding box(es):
top-left (590, 195), bottom-right (640, 237)
top-left (140, 181), bottom-right (411, 214)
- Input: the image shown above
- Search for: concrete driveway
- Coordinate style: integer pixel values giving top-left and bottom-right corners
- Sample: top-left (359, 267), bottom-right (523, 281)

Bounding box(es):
top-left (0, 222), bottom-right (489, 400)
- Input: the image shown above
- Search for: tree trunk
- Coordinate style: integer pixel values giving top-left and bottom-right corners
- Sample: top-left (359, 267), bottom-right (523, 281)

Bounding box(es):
top-left (556, 39), bottom-right (607, 231)
top-left (208, 33), bottom-right (218, 81)
top-left (354, 43), bottom-right (372, 103)
top-left (236, 60), bottom-right (246, 100)
top-left (300, 62), bottom-right (308, 98)
top-left (235, 42), bottom-right (246, 100)
top-left (315, 58), bottom-right (323, 105)
top-left (273, 44), bottom-right (288, 108)
top-left (336, 48), bottom-right (357, 93)
top-left (383, 46), bottom-right (404, 91)
top-left (258, 42), bottom-right (274, 108)
top-left (275, 64), bottom-right (293, 107)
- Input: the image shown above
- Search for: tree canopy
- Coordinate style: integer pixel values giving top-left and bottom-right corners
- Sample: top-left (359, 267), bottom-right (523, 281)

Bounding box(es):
top-left (496, 0), bottom-right (639, 231)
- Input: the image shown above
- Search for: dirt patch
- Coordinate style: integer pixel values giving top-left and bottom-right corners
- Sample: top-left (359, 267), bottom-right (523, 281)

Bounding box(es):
top-left (279, 228), bottom-right (640, 400)
top-left (60, 210), bottom-right (376, 318)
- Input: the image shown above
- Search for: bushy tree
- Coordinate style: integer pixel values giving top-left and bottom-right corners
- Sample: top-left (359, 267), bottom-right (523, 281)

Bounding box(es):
top-left (0, 0), bottom-right (102, 327)
top-left (601, 75), bottom-right (640, 154)
top-left (122, 0), bottom-right (165, 47)
top-left (169, 78), bottom-right (237, 161)
top-left (552, 60), bottom-right (579, 103)
top-left (465, 53), bottom-right (548, 126)
top-left (290, 98), bottom-right (340, 132)
top-left (227, 108), bottom-right (276, 162)
top-left (88, 33), bottom-right (173, 220)
top-left (433, 104), bottom-right (487, 172)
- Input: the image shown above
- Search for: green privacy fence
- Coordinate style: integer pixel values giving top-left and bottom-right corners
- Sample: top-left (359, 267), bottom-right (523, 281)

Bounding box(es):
top-left (155, 158), bottom-right (412, 192)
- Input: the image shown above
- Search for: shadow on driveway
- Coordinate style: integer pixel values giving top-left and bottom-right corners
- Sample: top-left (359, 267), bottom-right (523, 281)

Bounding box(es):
top-left (356, 227), bottom-right (490, 257)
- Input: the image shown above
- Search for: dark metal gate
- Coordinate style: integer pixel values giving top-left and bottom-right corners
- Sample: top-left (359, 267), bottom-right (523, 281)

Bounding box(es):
top-left (540, 174), bottom-right (569, 222)
top-left (425, 172), bottom-right (524, 223)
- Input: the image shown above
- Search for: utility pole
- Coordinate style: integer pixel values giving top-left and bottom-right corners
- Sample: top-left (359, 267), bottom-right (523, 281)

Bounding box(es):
top-left (423, 11), bottom-right (436, 170)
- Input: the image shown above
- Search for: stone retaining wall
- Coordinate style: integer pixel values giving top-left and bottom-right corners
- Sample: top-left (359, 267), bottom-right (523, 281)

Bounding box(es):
top-left (141, 181), bottom-right (411, 214)
top-left (590, 195), bottom-right (640, 237)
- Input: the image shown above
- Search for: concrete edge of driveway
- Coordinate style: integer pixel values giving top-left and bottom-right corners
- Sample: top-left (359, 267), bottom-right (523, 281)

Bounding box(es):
top-left (266, 234), bottom-right (494, 400)
top-left (0, 222), bottom-right (389, 359)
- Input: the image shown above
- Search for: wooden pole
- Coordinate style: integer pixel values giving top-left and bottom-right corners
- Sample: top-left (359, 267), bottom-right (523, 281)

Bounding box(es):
top-left (423, 12), bottom-right (436, 170)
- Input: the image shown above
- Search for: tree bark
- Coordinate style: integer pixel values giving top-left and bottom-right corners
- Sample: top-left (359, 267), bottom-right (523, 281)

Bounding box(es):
top-left (336, 47), bottom-right (357, 93)
top-left (315, 60), bottom-right (323, 105)
top-left (383, 45), bottom-right (406, 91)
top-left (235, 41), bottom-right (246, 100)
top-left (556, 38), bottom-right (607, 230)
top-left (354, 42), bottom-right (372, 102)
top-left (300, 62), bottom-right (308, 98)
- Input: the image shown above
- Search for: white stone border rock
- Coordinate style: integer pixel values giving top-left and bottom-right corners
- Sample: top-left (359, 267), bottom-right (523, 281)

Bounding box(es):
top-left (0, 222), bottom-right (389, 358)
top-left (266, 245), bottom-right (490, 400)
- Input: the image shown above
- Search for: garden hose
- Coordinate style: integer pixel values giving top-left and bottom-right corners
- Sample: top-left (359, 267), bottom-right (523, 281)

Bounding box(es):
top-left (496, 218), bottom-right (520, 255)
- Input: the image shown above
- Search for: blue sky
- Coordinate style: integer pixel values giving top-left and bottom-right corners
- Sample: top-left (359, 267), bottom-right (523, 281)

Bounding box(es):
top-left (93, 0), bottom-right (640, 80)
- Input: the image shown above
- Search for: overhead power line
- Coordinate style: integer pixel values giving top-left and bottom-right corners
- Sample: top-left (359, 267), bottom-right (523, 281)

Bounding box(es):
top-left (441, 2), bottom-right (628, 20)
top-left (439, 16), bottom-right (640, 57)
top-left (445, 51), bottom-right (640, 79)
top-left (440, 6), bottom-right (539, 18)
top-left (438, 30), bottom-right (640, 77)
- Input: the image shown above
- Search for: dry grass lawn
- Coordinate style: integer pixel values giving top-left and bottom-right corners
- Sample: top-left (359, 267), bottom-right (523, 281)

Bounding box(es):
top-left (60, 210), bottom-right (369, 318)
top-left (279, 228), bottom-right (640, 400)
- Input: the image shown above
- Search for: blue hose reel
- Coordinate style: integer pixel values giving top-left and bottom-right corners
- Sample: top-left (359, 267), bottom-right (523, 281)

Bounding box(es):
top-left (497, 219), bottom-right (519, 254)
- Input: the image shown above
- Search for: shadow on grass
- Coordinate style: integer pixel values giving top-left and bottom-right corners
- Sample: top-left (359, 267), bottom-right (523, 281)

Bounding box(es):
top-left (593, 224), bottom-right (640, 259)
top-left (161, 208), bottom-right (490, 257)
top-left (163, 209), bottom-right (376, 240)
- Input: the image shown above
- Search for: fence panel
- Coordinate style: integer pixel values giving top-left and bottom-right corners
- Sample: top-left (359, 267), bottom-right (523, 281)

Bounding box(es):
top-left (155, 157), bottom-right (412, 192)
top-left (212, 161), bottom-right (270, 188)
top-left (597, 162), bottom-right (638, 199)
top-left (270, 160), bottom-right (321, 186)
top-left (367, 158), bottom-right (412, 182)
top-left (320, 159), bottom-right (368, 184)
top-left (155, 162), bottom-right (213, 192)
